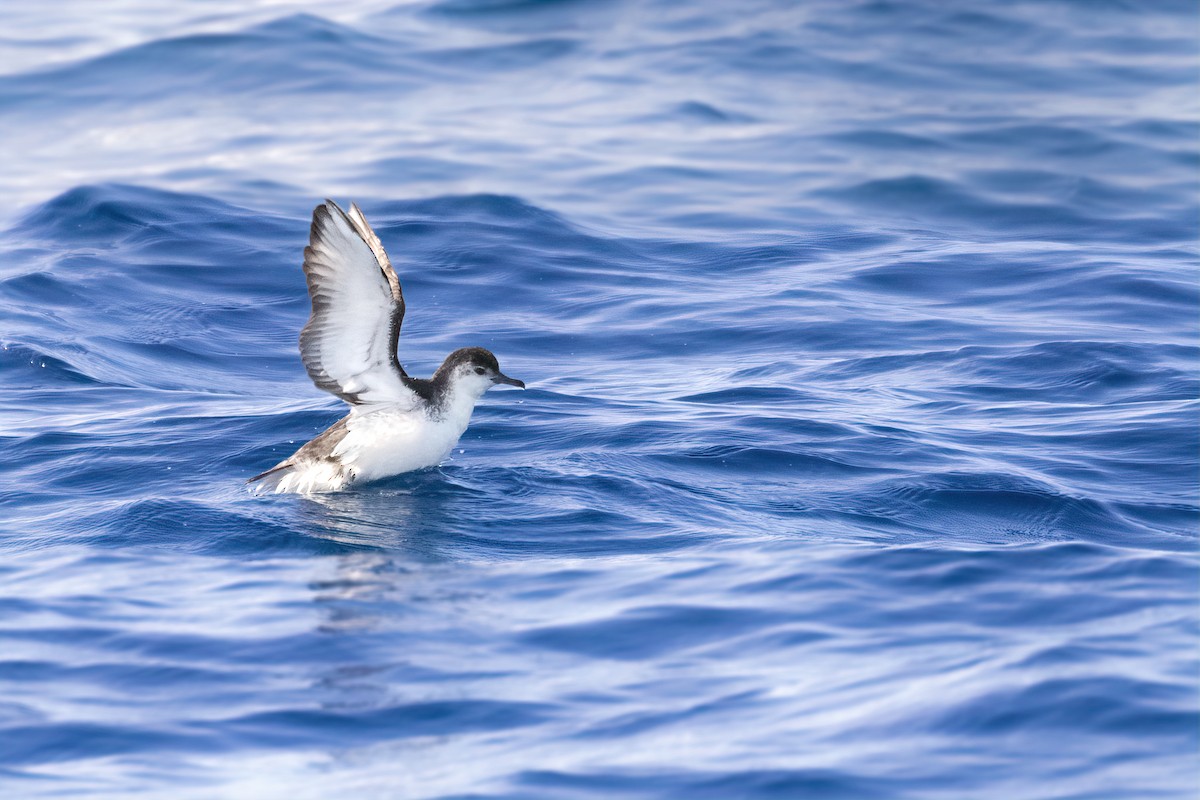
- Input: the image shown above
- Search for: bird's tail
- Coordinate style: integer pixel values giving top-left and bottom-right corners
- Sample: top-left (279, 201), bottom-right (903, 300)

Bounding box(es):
top-left (246, 461), bottom-right (295, 494)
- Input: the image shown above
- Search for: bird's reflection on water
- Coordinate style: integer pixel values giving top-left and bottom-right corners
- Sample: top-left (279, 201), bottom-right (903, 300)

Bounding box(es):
top-left (260, 473), bottom-right (509, 737)
top-left (294, 471), bottom-right (482, 558)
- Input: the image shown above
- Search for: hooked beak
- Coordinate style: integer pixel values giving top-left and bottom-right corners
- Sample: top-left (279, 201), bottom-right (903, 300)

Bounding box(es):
top-left (492, 373), bottom-right (525, 389)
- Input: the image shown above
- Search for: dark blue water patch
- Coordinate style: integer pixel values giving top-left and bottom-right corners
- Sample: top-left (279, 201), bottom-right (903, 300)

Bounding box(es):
top-left (383, 193), bottom-right (581, 239)
top-left (966, 169), bottom-right (1184, 217)
top-left (839, 251), bottom-right (1061, 302)
top-left (514, 766), bottom-right (896, 800)
top-left (823, 470), bottom-right (1147, 546)
top-left (74, 498), bottom-right (357, 557)
top-left (664, 100), bottom-right (756, 124)
top-left (2, 188), bottom-right (311, 391)
top-left (213, 699), bottom-right (555, 750)
top-left (519, 604), bottom-right (787, 661)
top-left (14, 184), bottom-right (296, 265)
top-left (0, 344), bottom-right (99, 387)
top-left (1109, 500), bottom-right (1200, 542)
top-left (0, 14), bottom-right (420, 111)
top-left (674, 386), bottom-right (817, 406)
top-left (931, 676), bottom-right (1200, 738)
top-left (840, 251), bottom-right (1200, 326)
top-left (815, 341), bottom-right (1200, 406)
top-left (0, 721), bottom-right (222, 768)
top-left (238, 474), bottom-right (706, 559)
top-left (4, 617), bottom-right (395, 669)
top-left (825, 128), bottom-right (948, 153)
top-left (0, 659), bottom-right (250, 695)
top-left (416, 0), bottom-right (625, 38)
top-left (1056, 271), bottom-right (1200, 314)
top-left (568, 687), bottom-right (767, 741)
top-left (650, 444), bottom-right (887, 480)
top-left (950, 121), bottom-right (1200, 176)
top-left (826, 543), bottom-right (1200, 628)
top-left (359, 155), bottom-right (483, 185)
top-left (819, 174), bottom-right (1192, 244)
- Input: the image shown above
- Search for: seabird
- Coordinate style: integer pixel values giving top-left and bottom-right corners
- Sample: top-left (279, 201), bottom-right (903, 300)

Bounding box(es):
top-left (249, 199), bottom-right (524, 494)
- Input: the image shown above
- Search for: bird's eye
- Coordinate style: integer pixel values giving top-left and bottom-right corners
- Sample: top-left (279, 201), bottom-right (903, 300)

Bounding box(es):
top-left (474, 367), bottom-right (486, 375)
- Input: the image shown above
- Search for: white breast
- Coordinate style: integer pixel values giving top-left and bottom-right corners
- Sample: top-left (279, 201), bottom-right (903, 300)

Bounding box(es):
top-left (336, 400), bottom-right (473, 483)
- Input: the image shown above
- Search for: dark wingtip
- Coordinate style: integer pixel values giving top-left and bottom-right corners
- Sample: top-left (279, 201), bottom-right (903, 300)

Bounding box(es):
top-left (322, 198), bottom-right (350, 222)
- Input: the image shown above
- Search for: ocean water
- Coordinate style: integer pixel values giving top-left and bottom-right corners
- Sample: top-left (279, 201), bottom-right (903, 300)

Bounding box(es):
top-left (1, 0), bottom-right (1197, 797)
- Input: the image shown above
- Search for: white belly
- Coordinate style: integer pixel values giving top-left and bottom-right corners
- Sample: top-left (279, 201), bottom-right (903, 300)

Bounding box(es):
top-left (336, 407), bottom-right (467, 483)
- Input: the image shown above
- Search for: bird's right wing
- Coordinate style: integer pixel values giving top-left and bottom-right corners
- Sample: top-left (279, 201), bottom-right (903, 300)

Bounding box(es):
top-left (298, 200), bottom-right (419, 407)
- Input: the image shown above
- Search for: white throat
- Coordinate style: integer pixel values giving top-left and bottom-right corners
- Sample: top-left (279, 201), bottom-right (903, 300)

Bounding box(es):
top-left (435, 380), bottom-right (489, 433)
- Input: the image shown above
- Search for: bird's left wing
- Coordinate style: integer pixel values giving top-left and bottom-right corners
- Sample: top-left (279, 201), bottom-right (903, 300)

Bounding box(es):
top-left (298, 200), bottom-right (419, 407)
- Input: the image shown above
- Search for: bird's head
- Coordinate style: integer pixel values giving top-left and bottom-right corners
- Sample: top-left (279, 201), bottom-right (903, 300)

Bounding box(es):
top-left (435, 347), bottom-right (524, 399)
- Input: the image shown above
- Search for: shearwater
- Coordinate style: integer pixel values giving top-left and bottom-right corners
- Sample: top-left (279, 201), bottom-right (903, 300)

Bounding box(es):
top-left (249, 199), bottom-right (524, 494)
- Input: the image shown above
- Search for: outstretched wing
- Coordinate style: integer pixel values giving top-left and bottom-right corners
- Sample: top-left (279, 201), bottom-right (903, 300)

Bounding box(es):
top-left (298, 199), bottom-right (418, 407)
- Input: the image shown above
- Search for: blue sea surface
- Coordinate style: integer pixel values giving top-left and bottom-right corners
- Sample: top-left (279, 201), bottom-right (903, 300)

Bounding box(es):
top-left (1, 1), bottom-right (1197, 797)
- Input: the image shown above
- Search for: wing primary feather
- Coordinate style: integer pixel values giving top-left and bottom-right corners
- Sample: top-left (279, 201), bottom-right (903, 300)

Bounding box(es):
top-left (347, 201), bottom-right (407, 379)
top-left (329, 200), bottom-right (407, 379)
top-left (297, 200), bottom-right (417, 407)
